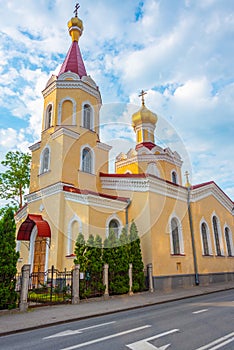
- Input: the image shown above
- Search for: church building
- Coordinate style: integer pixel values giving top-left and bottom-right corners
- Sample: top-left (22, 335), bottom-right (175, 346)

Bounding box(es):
top-left (15, 6), bottom-right (234, 290)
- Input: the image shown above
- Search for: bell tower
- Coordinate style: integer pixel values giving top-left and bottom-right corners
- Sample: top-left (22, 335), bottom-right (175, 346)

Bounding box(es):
top-left (29, 4), bottom-right (111, 194)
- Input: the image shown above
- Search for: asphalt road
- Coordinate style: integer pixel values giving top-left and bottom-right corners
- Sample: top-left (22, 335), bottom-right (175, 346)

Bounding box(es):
top-left (1, 290), bottom-right (234, 350)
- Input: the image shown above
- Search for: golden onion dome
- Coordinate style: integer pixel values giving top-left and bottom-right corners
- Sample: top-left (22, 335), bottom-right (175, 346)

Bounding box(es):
top-left (132, 104), bottom-right (158, 129)
top-left (68, 16), bottom-right (84, 42)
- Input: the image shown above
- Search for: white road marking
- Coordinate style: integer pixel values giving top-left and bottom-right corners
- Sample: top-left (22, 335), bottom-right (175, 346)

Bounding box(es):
top-left (195, 331), bottom-right (234, 350)
top-left (43, 321), bottom-right (116, 339)
top-left (192, 309), bottom-right (208, 314)
top-left (208, 337), bottom-right (234, 350)
top-left (126, 329), bottom-right (179, 350)
top-left (60, 325), bottom-right (151, 350)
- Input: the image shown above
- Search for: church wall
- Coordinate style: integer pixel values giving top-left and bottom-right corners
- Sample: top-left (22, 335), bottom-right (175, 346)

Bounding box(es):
top-left (156, 160), bottom-right (182, 185)
top-left (191, 195), bottom-right (234, 274)
top-left (149, 192), bottom-right (194, 276)
top-left (115, 161), bottom-right (140, 174)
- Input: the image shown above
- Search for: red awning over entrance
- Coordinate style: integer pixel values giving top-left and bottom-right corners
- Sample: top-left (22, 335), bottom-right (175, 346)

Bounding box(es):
top-left (17, 214), bottom-right (51, 241)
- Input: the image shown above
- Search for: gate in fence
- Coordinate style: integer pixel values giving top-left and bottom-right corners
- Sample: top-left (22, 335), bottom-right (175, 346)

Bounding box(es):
top-left (27, 266), bottom-right (72, 306)
top-left (79, 270), bottom-right (105, 299)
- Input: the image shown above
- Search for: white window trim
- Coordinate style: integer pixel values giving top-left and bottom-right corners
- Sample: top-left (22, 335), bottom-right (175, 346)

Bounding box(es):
top-left (146, 162), bottom-right (160, 177)
top-left (28, 226), bottom-right (37, 273)
top-left (58, 97), bottom-right (77, 125)
top-left (168, 213), bottom-right (184, 255)
top-left (200, 218), bottom-right (212, 255)
top-left (106, 215), bottom-right (123, 238)
top-left (39, 145), bottom-right (51, 175)
top-left (211, 213), bottom-right (224, 256)
top-left (80, 144), bottom-right (95, 174)
top-left (44, 102), bottom-right (54, 130)
top-left (82, 101), bottom-right (94, 130)
top-left (67, 215), bottom-right (82, 255)
top-left (224, 225), bottom-right (234, 256)
top-left (171, 169), bottom-right (178, 184)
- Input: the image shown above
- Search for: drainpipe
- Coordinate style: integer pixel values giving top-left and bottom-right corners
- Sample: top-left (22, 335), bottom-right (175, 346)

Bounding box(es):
top-left (187, 185), bottom-right (200, 286)
top-left (125, 199), bottom-right (131, 231)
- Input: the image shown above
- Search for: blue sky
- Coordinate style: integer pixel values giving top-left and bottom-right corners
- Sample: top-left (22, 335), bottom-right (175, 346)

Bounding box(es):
top-left (0, 0), bottom-right (234, 201)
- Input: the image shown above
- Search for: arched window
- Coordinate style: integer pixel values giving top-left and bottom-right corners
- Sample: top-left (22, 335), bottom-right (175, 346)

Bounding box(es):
top-left (147, 163), bottom-right (159, 177)
top-left (82, 147), bottom-right (92, 173)
top-left (171, 218), bottom-right (180, 254)
top-left (83, 104), bottom-right (92, 129)
top-left (45, 105), bottom-right (52, 129)
top-left (109, 219), bottom-right (120, 238)
top-left (201, 223), bottom-right (209, 255)
top-left (212, 216), bottom-right (221, 256)
top-left (172, 171), bottom-right (177, 184)
top-left (40, 147), bottom-right (50, 174)
top-left (225, 227), bottom-right (233, 256)
top-left (67, 215), bottom-right (82, 256)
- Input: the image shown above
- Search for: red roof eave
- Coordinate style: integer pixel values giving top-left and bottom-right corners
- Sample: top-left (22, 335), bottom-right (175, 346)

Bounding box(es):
top-left (17, 214), bottom-right (51, 241)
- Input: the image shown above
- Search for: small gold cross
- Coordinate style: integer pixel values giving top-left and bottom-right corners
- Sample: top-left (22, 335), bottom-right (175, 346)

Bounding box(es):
top-left (139, 89), bottom-right (147, 106)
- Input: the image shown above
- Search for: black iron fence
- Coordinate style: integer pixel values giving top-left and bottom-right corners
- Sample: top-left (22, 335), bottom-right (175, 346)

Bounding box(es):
top-left (13, 264), bottom-right (150, 309)
top-left (27, 266), bottom-right (72, 306)
top-left (79, 270), bottom-right (105, 299)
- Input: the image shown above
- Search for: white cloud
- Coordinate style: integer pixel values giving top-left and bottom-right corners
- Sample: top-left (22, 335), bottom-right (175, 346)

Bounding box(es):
top-left (0, 0), bottom-right (233, 200)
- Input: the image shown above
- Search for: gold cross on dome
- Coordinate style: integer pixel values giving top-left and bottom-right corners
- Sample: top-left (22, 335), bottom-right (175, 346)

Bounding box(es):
top-left (74, 3), bottom-right (80, 17)
top-left (139, 89), bottom-right (147, 106)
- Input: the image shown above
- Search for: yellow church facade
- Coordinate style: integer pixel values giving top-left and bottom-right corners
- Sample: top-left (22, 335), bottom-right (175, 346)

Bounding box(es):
top-left (15, 8), bottom-right (234, 290)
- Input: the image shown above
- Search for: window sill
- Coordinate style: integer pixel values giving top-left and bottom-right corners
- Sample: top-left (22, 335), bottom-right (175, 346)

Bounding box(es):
top-left (80, 126), bottom-right (95, 133)
top-left (202, 254), bottom-right (213, 257)
top-left (170, 254), bottom-right (185, 257)
top-left (38, 170), bottom-right (51, 177)
top-left (215, 255), bottom-right (225, 257)
top-left (78, 170), bottom-right (95, 176)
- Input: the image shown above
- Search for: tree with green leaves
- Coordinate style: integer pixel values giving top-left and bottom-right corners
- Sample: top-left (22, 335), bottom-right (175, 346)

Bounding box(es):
top-left (129, 221), bottom-right (145, 292)
top-left (74, 233), bottom-right (86, 271)
top-left (85, 235), bottom-right (105, 297)
top-left (0, 207), bottom-right (19, 309)
top-left (0, 151), bottom-right (31, 209)
top-left (103, 229), bottom-right (129, 295)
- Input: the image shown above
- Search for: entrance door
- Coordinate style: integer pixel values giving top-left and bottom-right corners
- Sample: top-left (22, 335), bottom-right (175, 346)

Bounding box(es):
top-left (33, 236), bottom-right (47, 286)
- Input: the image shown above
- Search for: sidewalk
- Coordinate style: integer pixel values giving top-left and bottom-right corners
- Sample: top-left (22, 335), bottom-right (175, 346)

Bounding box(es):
top-left (0, 281), bottom-right (233, 336)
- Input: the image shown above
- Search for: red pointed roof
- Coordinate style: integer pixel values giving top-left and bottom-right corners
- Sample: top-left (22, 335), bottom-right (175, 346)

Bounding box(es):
top-left (58, 41), bottom-right (87, 78)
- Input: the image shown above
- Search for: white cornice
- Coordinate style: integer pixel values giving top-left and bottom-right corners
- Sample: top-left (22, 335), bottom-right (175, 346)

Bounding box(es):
top-left (29, 142), bottom-right (41, 152)
top-left (100, 175), bottom-right (187, 202)
top-left (52, 128), bottom-right (80, 140)
top-left (64, 192), bottom-right (126, 210)
top-left (190, 183), bottom-right (234, 213)
top-left (25, 182), bottom-right (127, 210)
top-left (116, 153), bottom-right (183, 168)
top-left (97, 142), bottom-right (112, 151)
top-left (42, 80), bottom-right (101, 103)
top-left (15, 205), bottom-right (28, 222)
top-left (26, 182), bottom-right (69, 203)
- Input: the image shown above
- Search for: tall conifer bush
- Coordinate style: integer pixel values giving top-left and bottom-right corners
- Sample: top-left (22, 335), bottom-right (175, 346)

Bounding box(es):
top-left (129, 221), bottom-right (145, 292)
top-left (85, 235), bottom-right (105, 297)
top-left (0, 207), bottom-right (19, 309)
top-left (103, 229), bottom-right (129, 294)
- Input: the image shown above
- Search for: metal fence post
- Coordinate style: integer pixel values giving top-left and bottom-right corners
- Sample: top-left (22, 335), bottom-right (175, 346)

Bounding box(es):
top-left (129, 263), bottom-right (133, 296)
top-left (19, 264), bottom-right (31, 312)
top-left (103, 263), bottom-right (109, 298)
top-left (72, 264), bottom-right (80, 304)
top-left (147, 263), bottom-right (154, 293)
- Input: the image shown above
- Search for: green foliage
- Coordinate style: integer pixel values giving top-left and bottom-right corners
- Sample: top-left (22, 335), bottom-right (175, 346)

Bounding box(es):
top-left (103, 229), bottom-right (129, 295)
top-left (74, 233), bottom-right (86, 271)
top-left (0, 151), bottom-right (31, 208)
top-left (73, 221), bottom-right (145, 297)
top-left (0, 207), bottom-right (19, 309)
top-left (74, 234), bottom-right (105, 299)
top-left (129, 221), bottom-right (145, 292)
